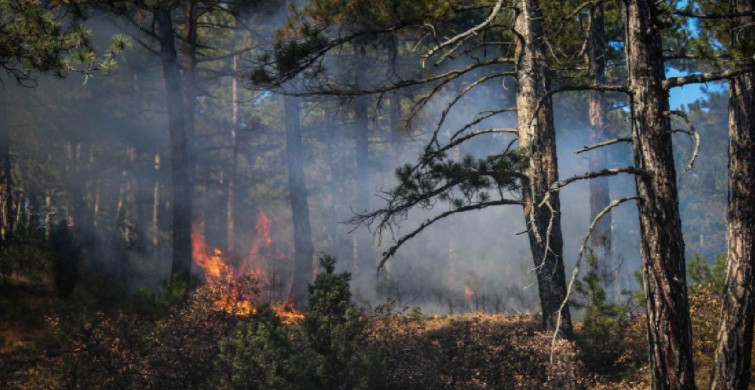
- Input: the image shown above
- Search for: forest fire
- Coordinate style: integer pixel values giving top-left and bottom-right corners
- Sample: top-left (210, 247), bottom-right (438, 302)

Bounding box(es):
top-left (191, 211), bottom-right (303, 323)
top-left (464, 286), bottom-right (474, 300)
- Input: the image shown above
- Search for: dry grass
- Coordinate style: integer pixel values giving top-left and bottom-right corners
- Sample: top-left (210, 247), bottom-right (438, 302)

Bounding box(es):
top-left (1, 280), bottom-right (752, 389)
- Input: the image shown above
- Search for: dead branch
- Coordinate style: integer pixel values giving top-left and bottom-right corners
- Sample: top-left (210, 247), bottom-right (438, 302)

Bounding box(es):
top-left (422, 0), bottom-right (507, 67)
top-left (450, 108), bottom-right (518, 141)
top-left (377, 198), bottom-right (523, 270)
top-left (672, 10), bottom-right (755, 19)
top-left (431, 71), bottom-right (517, 147)
top-left (574, 137), bottom-right (632, 154)
top-left (663, 65), bottom-right (755, 89)
top-left (550, 195), bottom-right (639, 361)
top-left (667, 110), bottom-right (701, 175)
top-left (433, 129), bottom-right (518, 157)
top-left (543, 166), bottom-right (646, 202)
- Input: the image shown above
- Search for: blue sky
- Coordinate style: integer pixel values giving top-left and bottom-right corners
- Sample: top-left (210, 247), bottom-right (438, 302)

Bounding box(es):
top-left (667, 68), bottom-right (728, 109)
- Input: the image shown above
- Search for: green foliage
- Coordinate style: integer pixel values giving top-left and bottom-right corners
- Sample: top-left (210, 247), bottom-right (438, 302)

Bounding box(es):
top-left (219, 255), bottom-right (380, 390)
top-left (389, 150), bottom-right (521, 216)
top-left (574, 249), bottom-right (635, 374)
top-left (303, 255), bottom-right (373, 389)
top-left (0, 233), bottom-right (50, 284)
top-left (218, 305), bottom-right (305, 390)
top-left (0, 1), bottom-right (130, 82)
top-left (687, 253), bottom-right (726, 293)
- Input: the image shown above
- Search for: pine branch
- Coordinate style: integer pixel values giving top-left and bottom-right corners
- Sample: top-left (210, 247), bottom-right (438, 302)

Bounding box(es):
top-left (543, 167), bottom-right (646, 201)
top-left (673, 10), bottom-right (755, 19)
top-left (574, 137), bottom-right (632, 154)
top-left (663, 65), bottom-right (755, 89)
top-left (430, 71), bottom-right (516, 147)
top-left (377, 198), bottom-right (522, 270)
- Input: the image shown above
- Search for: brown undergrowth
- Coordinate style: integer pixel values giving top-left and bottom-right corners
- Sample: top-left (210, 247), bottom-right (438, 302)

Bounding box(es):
top-left (1, 279), bottom-right (749, 389)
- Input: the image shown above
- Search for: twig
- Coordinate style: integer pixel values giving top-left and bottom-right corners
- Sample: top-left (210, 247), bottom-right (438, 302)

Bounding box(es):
top-left (422, 0), bottom-right (506, 67)
top-left (574, 137), bottom-right (632, 154)
top-left (378, 199), bottom-right (522, 270)
top-left (549, 195), bottom-right (639, 362)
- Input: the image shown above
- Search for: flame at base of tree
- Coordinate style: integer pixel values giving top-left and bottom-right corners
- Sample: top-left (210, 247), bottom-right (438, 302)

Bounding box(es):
top-left (191, 210), bottom-right (303, 324)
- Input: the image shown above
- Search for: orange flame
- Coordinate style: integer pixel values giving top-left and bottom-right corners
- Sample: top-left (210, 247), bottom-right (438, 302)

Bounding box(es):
top-left (272, 301), bottom-right (306, 324)
top-left (192, 223), bottom-right (233, 285)
top-left (464, 286), bottom-right (474, 299)
top-left (191, 210), bottom-right (303, 323)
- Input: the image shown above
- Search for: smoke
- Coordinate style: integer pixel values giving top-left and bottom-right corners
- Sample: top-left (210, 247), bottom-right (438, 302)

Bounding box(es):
top-left (0, 3), bottom-right (727, 316)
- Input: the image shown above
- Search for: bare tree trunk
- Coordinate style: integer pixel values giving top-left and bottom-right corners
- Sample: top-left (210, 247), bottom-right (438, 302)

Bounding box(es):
top-left (0, 90), bottom-right (13, 244)
top-left (354, 44), bottom-right (373, 278)
top-left (624, 1), bottom-right (695, 388)
top-left (284, 95), bottom-right (314, 305)
top-left (710, 1), bottom-right (755, 389)
top-left (586, 0), bottom-right (612, 265)
top-left (93, 181), bottom-right (101, 230)
top-left (152, 152), bottom-right (161, 254)
top-left (227, 57), bottom-right (239, 257)
top-left (514, 0), bottom-right (573, 338)
top-left (69, 143), bottom-right (91, 250)
top-left (85, 145), bottom-right (95, 230)
top-left (125, 146), bottom-right (145, 252)
top-left (389, 35), bottom-right (402, 157)
top-left (183, 0), bottom-right (197, 142)
top-left (45, 190), bottom-right (52, 240)
top-left (157, 8), bottom-right (193, 281)
top-left (198, 184), bottom-right (207, 237)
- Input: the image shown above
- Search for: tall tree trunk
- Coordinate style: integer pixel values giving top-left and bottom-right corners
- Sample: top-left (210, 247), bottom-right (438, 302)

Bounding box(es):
top-left (710, 1), bottom-right (755, 388)
top-left (514, 0), bottom-right (573, 338)
top-left (284, 95), bottom-right (314, 305)
top-left (624, 1), bottom-right (695, 388)
top-left (354, 44), bottom-right (373, 278)
top-left (70, 143), bottom-right (91, 250)
top-left (152, 152), bottom-right (161, 254)
top-left (183, 0), bottom-right (197, 141)
top-left (125, 146), bottom-right (145, 252)
top-left (45, 190), bottom-right (52, 240)
top-left (389, 35), bottom-right (402, 157)
top-left (586, 0), bottom-right (612, 266)
top-left (227, 57), bottom-right (239, 257)
top-left (0, 90), bottom-right (13, 244)
top-left (157, 8), bottom-right (193, 281)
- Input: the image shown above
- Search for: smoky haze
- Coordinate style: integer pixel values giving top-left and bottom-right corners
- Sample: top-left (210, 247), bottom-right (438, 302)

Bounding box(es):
top-left (0, 3), bottom-right (727, 316)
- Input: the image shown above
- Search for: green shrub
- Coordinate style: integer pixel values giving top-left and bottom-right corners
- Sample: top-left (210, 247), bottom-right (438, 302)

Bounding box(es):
top-left (218, 305), bottom-right (307, 390)
top-left (687, 253), bottom-right (726, 293)
top-left (219, 255), bottom-right (381, 390)
top-left (574, 249), bottom-right (636, 375)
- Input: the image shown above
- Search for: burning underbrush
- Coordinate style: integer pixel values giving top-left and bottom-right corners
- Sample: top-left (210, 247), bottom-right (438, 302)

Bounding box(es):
top-left (191, 210), bottom-right (304, 324)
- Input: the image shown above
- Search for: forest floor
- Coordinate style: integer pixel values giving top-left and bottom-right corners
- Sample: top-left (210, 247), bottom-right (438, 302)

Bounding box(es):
top-left (0, 273), bottom-right (744, 389)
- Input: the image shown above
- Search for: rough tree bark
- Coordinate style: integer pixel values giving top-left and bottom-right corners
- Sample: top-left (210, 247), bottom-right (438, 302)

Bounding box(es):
top-left (284, 95), bottom-right (314, 305)
top-left (586, 0), bottom-right (612, 264)
top-left (710, 1), bottom-right (755, 388)
top-left (624, 1), bottom-right (695, 388)
top-left (0, 90), bottom-right (13, 244)
top-left (514, 0), bottom-right (573, 338)
top-left (157, 8), bottom-right (193, 281)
